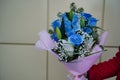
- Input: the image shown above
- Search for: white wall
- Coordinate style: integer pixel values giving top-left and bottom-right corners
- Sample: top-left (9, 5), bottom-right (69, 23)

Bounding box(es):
top-left (0, 0), bottom-right (47, 80)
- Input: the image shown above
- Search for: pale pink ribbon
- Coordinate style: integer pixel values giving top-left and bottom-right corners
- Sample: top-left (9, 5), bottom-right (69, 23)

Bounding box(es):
top-left (35, 30), bottom-right (108, 80)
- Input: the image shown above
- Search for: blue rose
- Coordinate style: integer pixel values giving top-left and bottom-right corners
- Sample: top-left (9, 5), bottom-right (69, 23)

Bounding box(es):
top-left (72, 14), bottom-right (81, 31)
top-left (60, 13), bottom-right (68, 21)
top-left (66, 30), bottom-right (75, 37)
top-left (68, 34), bottom-right (83, 46)
top-left (52, 19), bottom-right (61, 30)
top-left (51, 33), bottom-right (59, 42)
top-left (88, 17), bottom-right (98, 27)
top-left (83, 27), bottom-right (92, 34)
top-left (81, 13), bottom-right (92, 20)
top-left (64, 19), bottom-right (72, 33)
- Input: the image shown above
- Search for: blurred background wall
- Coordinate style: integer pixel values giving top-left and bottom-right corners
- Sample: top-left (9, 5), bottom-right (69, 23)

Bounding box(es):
top-left (0, 0), bottom-right (119, 80)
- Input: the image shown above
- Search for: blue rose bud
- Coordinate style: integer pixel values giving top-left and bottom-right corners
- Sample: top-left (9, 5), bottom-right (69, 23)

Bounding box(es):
top-left (88, 17), bottom-right (98, 27)
top-left (81, 13), bottom-right (92, 20)
top-left (66, 30), bottom-right (75, 37)
top-left (52, 19), bottom-right (61, 30)
top-left (83, 27), bottom-right (92, 34)
top-left (51, 33), bottom-right (59, 42)
top-left (68, 34), bottom-right (83, 46)
top-left (72, 14), bottom-right (81, 31)
top-left (64, 19), bottom-right (72, 33)
top-left (60, 13), bottom-right (68, 21)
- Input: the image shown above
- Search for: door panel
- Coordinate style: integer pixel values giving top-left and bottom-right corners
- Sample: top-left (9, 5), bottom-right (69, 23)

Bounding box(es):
top-left (104, 0), bottom-right (120, 46)
top-left (0, 0), bottom-right (47, 43)
top-left (0, 45), bottom-right (47, 80)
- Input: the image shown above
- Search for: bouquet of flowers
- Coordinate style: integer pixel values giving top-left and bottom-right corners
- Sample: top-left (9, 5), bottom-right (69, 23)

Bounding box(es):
top-left (35, 3), bottom-right (108, 80)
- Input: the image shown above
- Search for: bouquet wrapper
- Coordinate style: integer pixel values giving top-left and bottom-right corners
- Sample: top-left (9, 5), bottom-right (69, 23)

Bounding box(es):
top-left (35, 31), bottom-right (108, 80)
top-left (63, 45), bottom-right (102, 80)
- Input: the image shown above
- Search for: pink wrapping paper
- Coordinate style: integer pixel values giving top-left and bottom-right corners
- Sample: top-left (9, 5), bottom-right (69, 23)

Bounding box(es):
top-left (35, 30), bottom-right (108, 80)
top-left (63, 45), bottom-right (102, 80)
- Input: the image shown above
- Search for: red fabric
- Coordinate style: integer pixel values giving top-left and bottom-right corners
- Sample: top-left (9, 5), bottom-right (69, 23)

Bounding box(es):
top-left (88, 46), bottom-right (120, 80)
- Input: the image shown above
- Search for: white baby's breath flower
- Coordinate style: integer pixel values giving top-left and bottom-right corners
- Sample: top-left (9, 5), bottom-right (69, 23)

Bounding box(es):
top-left (62, 40), bottom-right (74, 57)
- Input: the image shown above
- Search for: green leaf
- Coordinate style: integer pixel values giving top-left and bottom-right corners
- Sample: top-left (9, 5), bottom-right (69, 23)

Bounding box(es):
top-left (70, 2), bottom-right (76, 12)
top-left (95, 26), bottom-right (105, 31)
top-left (56, 27), bottom-right (62, 39)
top-left (92, 31), bottom-right (99, 40)
top-left (69, 10), bottom-right (73, 21)
top-left (57, 12), bottom-right (62, 17)
top-left (76, 7), bottom-right (84, 13)
top-left (60, 19), bottom-right (67, 39)
top-left (91, 31), bottom-right (99, 47)
top-left (48, 29), bottom-right (54, 34)
top-left (80, 17), bottom-right (85, 27)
